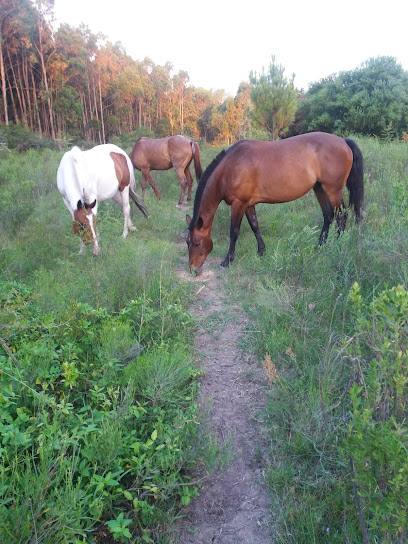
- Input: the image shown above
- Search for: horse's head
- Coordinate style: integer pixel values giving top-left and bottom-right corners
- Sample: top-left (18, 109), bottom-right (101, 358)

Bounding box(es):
top-left (186, 215), bottom-right (213, 275)
top-left (73, 199), bottom-right (98, 251)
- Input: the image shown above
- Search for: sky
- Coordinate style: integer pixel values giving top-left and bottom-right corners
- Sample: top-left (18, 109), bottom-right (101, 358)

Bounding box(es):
top-left (53, 0), bottom-right (408, 97)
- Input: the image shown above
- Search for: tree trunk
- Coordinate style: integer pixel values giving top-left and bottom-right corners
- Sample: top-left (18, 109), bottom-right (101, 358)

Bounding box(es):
top-left (30, 65), bottom-right (41, 132)
top-left (0, 35), bottom-right (8, 125)
top-left (98, 73), bottom-right (105, 143)
top-left (23, 55), bottom-right (33, 129)
top-left (6, 70), bottom-right (19, 123)
top-left (35, 17), bottom-right (55, 139)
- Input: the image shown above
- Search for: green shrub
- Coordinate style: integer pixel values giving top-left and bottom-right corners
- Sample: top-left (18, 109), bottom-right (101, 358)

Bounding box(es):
top-left (0, 279), bottom-right (200, 543)
top-left (341, 283), bottom-right (408, 542)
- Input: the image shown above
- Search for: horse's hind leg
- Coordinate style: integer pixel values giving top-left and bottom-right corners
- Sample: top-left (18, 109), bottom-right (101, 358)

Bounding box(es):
top-left (143, 169), bottom-right (161, 200)
top-left (175, 167), bottom-right (188, 207)
top-left (245, 205), bottom-right (266, 257)
top-left (114, 189), bottom-right (135, 237)
top-left (335, 200), bottom-right (348, 236)
top-left (185, 166), bottom-right (194, 203)
top-left (313, 182), bottom-right (334, 245)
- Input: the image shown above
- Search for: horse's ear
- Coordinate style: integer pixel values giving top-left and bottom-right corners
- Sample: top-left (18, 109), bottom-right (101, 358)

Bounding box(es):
top-left (186, 214), bottom-right (191, 226)
top-left (77, 200), bottom-right (83, 209)
top-left (89, 199), bottom-right (97, 209)
top-left (197, 217), bottom-right (203, 230)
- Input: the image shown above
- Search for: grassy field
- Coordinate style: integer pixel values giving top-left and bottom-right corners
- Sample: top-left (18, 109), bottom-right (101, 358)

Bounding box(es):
top-left (1, 137), bottom-right (408, 543)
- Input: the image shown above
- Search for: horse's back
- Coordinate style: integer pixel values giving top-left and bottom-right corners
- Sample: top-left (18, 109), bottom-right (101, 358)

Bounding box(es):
top-left (219, 133), bottom-right (353, 204)
top-left (81, 144), bottom-right (134, 200)
top-left (131, 137), bottom-right (174, 170)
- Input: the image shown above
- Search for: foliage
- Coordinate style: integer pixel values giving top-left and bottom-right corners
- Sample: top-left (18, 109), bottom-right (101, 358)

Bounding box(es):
top-left (0, 123), bottom-right (59, 151)
top-left (0, 277), bottom-right (200, 543)
top-left (292, 57), bottom-right (408, 138)
top-left (249, 55), bottom-right (298, 140)
top-left (342, 283), bottom-right (408, 542)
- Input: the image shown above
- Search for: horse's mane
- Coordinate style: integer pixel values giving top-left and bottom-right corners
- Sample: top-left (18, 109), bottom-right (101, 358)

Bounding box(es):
top-left (189, 148), bottom-right (228, 229)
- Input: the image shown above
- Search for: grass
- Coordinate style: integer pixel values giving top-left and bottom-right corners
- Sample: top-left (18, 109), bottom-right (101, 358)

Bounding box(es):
top-left (1, 137), bottom-right (408, 543)
top-left (215, 136), bottom-right (408, 542)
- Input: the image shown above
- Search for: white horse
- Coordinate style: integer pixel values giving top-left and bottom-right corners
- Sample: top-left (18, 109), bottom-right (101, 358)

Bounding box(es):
top-left (57, 144), bottom-right (148, 255)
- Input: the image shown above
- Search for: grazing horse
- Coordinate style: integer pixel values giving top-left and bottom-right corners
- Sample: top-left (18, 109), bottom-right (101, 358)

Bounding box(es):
top-left (57, 143), bottom-right (148, 256)
top-left (129, 135), bottom-right (202, 206)
top-left (186, 132), bottom-right (364, 275)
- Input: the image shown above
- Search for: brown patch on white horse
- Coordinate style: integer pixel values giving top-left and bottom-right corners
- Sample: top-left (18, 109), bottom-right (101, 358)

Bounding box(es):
top-left (110, 152), bottom-right (130, 192)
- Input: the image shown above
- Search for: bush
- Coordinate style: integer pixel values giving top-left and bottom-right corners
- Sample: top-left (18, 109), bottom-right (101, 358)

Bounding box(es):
top-left (0, 279), bottom-right (200, 543)
top-left (341, 283), bottom-right (408, 542)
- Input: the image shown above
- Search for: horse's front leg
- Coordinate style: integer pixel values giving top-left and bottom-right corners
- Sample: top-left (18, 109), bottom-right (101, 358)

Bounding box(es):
top-left (245, 205), bottom-right (266, 257)
top-left (220, 201), bottom-right (246, 268)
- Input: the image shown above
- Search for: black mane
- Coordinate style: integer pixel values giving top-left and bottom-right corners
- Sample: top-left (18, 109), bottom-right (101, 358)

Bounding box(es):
top-left (189, 148), bottom-right (228, 230)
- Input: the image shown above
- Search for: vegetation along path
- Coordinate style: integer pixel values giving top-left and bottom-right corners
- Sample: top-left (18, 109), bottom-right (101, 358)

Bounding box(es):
top-left (177, 256), bottom-right (272, 543)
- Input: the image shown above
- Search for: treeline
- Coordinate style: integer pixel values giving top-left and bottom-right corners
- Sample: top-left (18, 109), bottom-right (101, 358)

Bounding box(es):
top-left (0, 0), bottom-right (251, 146)
top-left (1, 0), bottom-right (408, 147)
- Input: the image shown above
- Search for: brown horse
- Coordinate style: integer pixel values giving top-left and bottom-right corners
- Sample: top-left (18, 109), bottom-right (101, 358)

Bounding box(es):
top-left (129, 135), bottom-right (202, 206)
top-left (186, 132), bottom-right (364, 275)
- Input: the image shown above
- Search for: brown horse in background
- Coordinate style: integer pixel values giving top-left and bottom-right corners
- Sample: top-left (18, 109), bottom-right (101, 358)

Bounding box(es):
top-left (186, 132), bottom-right (364, 275)
top-left (129, 135), bottom-right (202, 206)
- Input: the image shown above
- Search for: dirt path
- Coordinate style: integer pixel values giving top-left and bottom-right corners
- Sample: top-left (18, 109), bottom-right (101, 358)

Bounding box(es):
top-left (177, 256), bottom-right (272, 544)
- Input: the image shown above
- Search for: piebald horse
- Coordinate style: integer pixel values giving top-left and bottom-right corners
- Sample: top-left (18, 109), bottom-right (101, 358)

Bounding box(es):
top-left (57, 143), bottom-right (148, 255)
top-left (186, 132), bottom-right (364, 275)
top-left (129, 135), bottom-right (202, 206)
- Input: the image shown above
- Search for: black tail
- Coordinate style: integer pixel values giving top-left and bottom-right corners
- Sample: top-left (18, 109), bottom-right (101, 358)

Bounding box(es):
top-left (129, 187), bottom-right (149, 218)
top-left (344, 138), bottom-right (364, 223)
top-left (190, 141), bottom-right (203, 181)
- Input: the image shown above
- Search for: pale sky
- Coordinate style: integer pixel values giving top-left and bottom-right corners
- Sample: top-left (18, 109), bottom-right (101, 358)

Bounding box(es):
top-left (53, 0), bottom-right (408, 96)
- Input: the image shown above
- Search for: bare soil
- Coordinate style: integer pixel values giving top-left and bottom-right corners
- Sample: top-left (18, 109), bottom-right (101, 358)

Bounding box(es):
top-left (176, 256), bottom-right (273, 544)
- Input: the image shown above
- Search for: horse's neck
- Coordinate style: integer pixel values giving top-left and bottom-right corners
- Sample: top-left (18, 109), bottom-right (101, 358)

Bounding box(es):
top-left (199, 177), bottom-right (223, 230)
top-left (63, 154), bottom-right (83, 207)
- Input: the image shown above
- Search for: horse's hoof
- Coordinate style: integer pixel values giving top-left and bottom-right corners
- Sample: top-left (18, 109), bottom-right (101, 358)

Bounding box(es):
top-left (128, 226), bottom-right (137, 232)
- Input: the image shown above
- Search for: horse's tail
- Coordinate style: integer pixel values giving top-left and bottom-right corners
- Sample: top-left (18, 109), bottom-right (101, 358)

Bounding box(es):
top-left (344, 138), bottom-right (364, 223)
top-left (129, 187), bottom-right (149, 219)
top-left (191, 141), bottom-right (203, 181)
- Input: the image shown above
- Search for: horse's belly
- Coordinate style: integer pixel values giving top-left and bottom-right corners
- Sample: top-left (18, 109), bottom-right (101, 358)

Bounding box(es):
top-left (258, 180), bottom-right (314, 204)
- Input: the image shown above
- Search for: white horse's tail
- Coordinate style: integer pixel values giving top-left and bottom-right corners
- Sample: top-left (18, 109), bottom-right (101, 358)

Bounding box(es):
top-left (129, 187), bottom-right (149, 218)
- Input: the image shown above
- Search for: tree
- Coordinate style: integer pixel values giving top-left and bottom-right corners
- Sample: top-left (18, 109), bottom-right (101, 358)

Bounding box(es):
top-left (295, 57), bottom-right (408, 138)
top-left (249, 55), bottom-right (297, 140)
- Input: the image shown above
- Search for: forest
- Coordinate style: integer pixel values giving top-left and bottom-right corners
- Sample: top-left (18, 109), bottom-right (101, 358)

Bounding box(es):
top-left (1, 0), bottom-right (408, 149)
